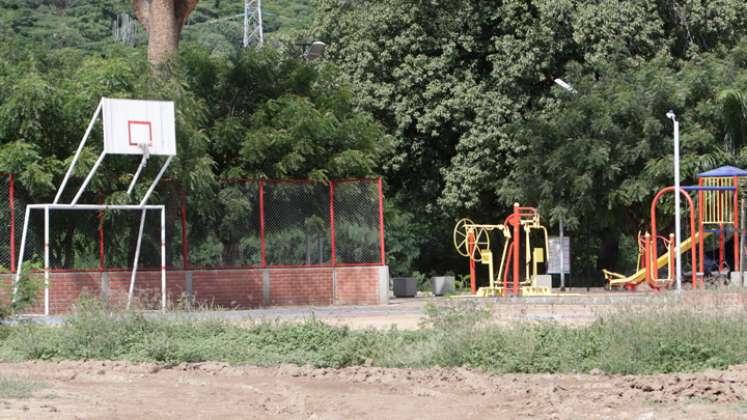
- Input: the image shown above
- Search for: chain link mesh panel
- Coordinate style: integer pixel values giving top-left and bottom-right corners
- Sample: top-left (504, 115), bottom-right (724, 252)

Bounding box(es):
top-left (188, 182), bottom-right (261, 268)
top-left (102, 209), bottom-right (168, 270)
top-left (265, 182), bottom-right (331, 266)
top-left (333, 180), bottom-right (381, 264)
top-left (19, 207), bottom-right (175, 271)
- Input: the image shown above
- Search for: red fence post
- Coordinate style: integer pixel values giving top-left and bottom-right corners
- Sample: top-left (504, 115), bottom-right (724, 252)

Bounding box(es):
top-left (259, 180), bottom-right (266, 267)
top-left (180, 191), bottom-right (189, 269)
top-left (377, 177), bottom-right (386, 266)
top-left (329, 180), bottom-right (336, 265)
top-left (9, 173), bottom-right (15, 273)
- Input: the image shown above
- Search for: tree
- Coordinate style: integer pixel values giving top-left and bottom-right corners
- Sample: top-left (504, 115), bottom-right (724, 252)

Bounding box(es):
top-left (315, 0), bottom-right (747, 277)
top-left (130, 0), bottom-right (200, 65)
top-left (501, 45), bottom-right (747, 279)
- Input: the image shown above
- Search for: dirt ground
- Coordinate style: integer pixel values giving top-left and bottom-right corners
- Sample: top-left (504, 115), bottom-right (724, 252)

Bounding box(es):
top-left (2, 360), bottom-right (747, 419)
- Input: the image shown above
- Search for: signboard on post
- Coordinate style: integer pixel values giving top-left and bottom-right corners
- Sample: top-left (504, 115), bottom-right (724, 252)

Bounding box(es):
top-left (102, 98), bottom-right (176, 156)
top-left (548, 237), bottom-right (570, 274)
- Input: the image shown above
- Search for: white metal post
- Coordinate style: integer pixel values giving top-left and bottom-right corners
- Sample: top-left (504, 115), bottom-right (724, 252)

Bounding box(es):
top-left (161, 207), bottom-right (166, 311)
top-left (127, 208), bottom-right (148, 309)
top-left (71, 151), bottom-right (107, 205)
top-left (44, 205), bottom-right (49, 316)
top-left (54, 100), bottom-right (103, 204)
top-left (12, 206), bottom-right (31, 301)
top-left (127, 155), bottom-right (149, 196)
top-left (669, 112), bottom-right (683, 291)
top-left (140, 155), bottom-right (173, 206)
top-left (559, 217), bottom-right (565, 290)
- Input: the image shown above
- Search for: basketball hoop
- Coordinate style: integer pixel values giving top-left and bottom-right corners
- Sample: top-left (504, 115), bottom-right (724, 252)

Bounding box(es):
top-left (14, 97), bottom-right (178, 315)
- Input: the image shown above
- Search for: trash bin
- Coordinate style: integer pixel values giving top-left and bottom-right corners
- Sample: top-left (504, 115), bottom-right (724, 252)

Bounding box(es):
top-left (392, 277), bottom-right (417, 297)
top-left (431, 276), bottom-right (455, 296)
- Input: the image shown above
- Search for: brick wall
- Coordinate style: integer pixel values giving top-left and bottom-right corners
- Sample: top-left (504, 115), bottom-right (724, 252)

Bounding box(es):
top-left (269, 268), bottom-right (334, 306)
top-left (2, 265), bottom-right (387, 314)
top-left (192, 269), bottom-right (263, 308)
top-left (108, 270), bottom-right (187, 309)
top-left (335, 266), bottom-right (381, 305)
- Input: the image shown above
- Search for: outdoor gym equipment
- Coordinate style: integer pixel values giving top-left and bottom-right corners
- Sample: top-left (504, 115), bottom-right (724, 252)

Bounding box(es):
top-left (603, 166), bottom-right (746, 290)
top-left (453, 203), bottom-right (549, 296)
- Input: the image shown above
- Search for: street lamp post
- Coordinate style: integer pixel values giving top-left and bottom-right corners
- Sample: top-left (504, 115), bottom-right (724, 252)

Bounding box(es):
top-left (667, 111), bottom-right (683, 291)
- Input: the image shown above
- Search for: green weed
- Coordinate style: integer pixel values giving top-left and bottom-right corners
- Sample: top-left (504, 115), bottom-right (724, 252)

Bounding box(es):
top-left (4, 298), bottom-right (747, 375)
top-left (0, 377), bottom-right (46, 399)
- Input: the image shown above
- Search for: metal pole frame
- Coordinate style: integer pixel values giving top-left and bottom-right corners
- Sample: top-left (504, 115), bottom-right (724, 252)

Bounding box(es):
top-left (139, 155), bottom-right (174, 206)
top-left (180, 191), bottom-right (189, 269)
top-left (127, 208), bottom-right (148, 310)
top-left (54, 100), bottom-right (103, 204)
top-left (259, 180), bottom-right (266, 267)
top-left (377, 177), bottom-right (386, 266)
top-left (559, 217), bottom-right (565, 291)
top-left (44, 206), bottom-right (49, 316)
top-left (71, 151), bottom-right (106, 205)
top-left (13, 203), bottom-right (165, 314)
top-left (741, 197), bottom-right (745, 286)
top-left (329, 181), bottom-right (336, 265)
top-left (127, 154), bottom-right (149, 196)
top-left (670, 114), bottom-right (683, 291)
top-left (161, 207), bottom-right (166, 311)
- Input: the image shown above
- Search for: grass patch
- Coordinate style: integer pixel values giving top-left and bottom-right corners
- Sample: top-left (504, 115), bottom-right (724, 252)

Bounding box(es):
top-left (0, 377), bottom-right (46, 399)
top-left (3, 297), bottom-right (747, 375)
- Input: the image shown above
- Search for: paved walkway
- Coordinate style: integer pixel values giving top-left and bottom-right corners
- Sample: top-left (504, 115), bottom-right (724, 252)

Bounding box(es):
top-left (10, 288), bottom-right (745, 329)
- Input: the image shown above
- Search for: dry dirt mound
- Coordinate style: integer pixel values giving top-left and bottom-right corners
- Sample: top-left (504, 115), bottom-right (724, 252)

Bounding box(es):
top-left (2, 361), bottom-right (747, 419)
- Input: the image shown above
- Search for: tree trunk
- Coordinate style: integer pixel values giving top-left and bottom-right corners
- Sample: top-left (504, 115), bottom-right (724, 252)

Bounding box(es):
top-left (131, 0), bottom-right (199, 66)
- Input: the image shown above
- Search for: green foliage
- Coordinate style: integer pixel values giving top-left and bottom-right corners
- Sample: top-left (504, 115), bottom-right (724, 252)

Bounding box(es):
top-left (316, 0), bottom-right (747, 280)
top-left (502, 47), bottom-right (747, 277)
top-left (0, 261), bottom-right (43, 319)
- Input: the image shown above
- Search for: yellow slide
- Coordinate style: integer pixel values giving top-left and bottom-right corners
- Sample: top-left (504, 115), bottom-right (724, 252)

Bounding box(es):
top-left (603, 232), bottom-right (711, 287)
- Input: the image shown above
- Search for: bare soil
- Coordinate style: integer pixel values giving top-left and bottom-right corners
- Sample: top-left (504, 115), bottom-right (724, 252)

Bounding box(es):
top-left (2, 361), bottom-right (747, 419)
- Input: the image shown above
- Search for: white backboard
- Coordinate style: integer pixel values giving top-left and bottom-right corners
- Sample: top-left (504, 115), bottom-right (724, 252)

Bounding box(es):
top-left (102, 98), bottom-right (176, 156)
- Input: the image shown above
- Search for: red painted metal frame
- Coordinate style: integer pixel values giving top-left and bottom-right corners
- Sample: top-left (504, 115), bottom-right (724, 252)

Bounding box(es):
top-left (468, 231), bottom-right (476, 294)
top-left (9, 173), bottom-right (16, 273)
top-left (180, 191), bottom-right (189, 269)
top-left (650, 186), bottom-right (697, 289)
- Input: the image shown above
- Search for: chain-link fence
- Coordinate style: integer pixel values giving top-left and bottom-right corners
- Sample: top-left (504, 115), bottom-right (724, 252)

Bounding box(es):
top-left (0, 177), bottom-right (385, 272)
top-left (188, 178), bottom-right (384, 268)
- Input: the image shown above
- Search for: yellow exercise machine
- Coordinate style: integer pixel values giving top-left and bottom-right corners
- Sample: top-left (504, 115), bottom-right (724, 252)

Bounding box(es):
top-left (453, 204), bottom-right (550, 296)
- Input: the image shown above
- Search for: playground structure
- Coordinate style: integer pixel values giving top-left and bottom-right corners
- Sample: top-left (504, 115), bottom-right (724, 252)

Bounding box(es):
top-left (603, 166), bottom-right (747, 290)
top-left (453, 203), bottom-right (550, 296)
